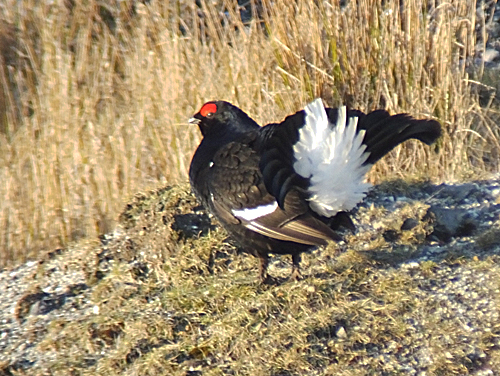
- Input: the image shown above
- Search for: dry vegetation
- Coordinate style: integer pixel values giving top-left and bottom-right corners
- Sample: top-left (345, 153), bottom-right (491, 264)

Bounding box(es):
top-left (0, 1), bottom-right (498, 266)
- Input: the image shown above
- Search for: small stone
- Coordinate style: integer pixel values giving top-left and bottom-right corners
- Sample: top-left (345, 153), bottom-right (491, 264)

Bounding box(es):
top-left (336, 326), bottom-right (347, 339)
top-left (401, 218), bottom-right (419, 231)
top-left (482, 49), bottom-right (500, 63)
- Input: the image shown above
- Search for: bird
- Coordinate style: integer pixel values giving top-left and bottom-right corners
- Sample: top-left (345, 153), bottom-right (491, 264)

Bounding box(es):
top-left (188, 98), bottom-right (441, 283)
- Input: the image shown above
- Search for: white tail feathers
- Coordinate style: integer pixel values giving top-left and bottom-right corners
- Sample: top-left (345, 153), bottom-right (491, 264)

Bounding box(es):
top-left (293, 99), bottom-right (371, 217)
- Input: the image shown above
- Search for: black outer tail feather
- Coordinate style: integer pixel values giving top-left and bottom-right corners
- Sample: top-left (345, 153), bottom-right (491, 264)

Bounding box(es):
top-left (326, 107), bottom-right (441, 165)
top-left (357, 112), bottom-right (441, 165)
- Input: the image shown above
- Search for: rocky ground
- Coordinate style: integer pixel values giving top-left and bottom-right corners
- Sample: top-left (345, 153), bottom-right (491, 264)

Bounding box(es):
top-left (1, 179), bottom-right (500, 375)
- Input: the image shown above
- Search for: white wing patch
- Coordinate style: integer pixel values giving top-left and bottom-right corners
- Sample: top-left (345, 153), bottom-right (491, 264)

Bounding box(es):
top-left (293, 98), bottom-right (371, 217)
top-left (232, 201), bottom-right (278, 221)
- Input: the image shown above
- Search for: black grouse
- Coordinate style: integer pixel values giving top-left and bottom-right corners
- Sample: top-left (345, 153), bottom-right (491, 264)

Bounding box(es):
top-left (188, 99), bottom-right (441, 282)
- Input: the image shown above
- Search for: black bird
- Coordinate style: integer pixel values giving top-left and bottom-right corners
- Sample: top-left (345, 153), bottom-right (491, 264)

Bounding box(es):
top-left (188, 99), bottom-right (441, 282)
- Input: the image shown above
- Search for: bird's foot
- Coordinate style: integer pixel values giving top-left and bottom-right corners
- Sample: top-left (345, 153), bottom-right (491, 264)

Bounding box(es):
top-left (288, 266), bottom-right (302, 282)
top-left (258, 270), bottom-right (280, 285)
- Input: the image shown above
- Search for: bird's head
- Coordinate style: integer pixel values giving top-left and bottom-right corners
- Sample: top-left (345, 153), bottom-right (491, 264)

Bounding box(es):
top-left (189, 101), bottom-right (260, 137)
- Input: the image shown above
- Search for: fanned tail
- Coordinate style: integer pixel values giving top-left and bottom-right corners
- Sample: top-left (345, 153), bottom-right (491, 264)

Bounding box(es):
top-left (260, 100), bottom-right (442, 219)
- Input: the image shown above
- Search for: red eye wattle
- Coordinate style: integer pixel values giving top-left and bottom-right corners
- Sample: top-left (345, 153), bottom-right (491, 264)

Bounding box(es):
top-left (200, 103), bottom-right (217, 118)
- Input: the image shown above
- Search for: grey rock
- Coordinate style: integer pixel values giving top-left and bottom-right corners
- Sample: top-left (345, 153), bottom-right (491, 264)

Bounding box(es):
top-left (482, 48), bottom-right (500, 63)
top-left (435, 183), bottom-right (478, 203)
top-left (425, 206), bottom-right (478, 242)
top-left (401, 218), bottom-right (419, 231)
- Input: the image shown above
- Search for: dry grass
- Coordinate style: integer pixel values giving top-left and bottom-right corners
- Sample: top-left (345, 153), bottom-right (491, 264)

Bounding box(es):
top-left (0, 0), bottom-right (499, 266)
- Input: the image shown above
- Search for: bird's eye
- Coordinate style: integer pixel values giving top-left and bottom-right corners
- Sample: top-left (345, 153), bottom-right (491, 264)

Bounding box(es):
top-left (200, 103), bottom-right (217, 118)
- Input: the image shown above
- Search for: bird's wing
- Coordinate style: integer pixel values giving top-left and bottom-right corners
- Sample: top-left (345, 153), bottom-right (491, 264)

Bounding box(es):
top-left (208, 134), bottom-right (339, 246)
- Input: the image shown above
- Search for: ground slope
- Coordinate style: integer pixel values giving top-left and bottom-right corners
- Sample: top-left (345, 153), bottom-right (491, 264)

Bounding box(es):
top-left (1, 180), bottom-right (500, 376)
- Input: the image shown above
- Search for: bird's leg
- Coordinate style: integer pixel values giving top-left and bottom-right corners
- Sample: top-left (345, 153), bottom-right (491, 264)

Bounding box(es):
top-left (258, 254), bottom-right (269, 283)
top-left (289, 253), bottom-right (302, 281)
